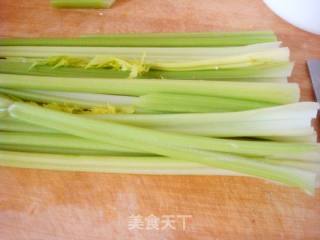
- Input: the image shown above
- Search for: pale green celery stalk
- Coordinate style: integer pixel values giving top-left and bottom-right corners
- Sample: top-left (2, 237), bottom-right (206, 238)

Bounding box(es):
top-left (6, 101), bottom-right (317, 193)
top-left (2, 88), bottom-right (274, 113)
top-left (89, 102), bottom-right (319, 138)
top-left (136, 93), bottom-right (275, 113)
top-left (159, 120), bottom-right (314, 138)
top-left (1, 130), bottom-right (320, 162)
top-left (0, 144), bottom-right (140, 156)
top-left (3, 116), bottom-right (314, 143)
top-left (51, 0), bottom-right (115, 8)
top-left (0, 74), bottom-right (300, 104)
top-left (0, 42), bottom-right (281, 59)
top-left (149, 48), bottom-right (289, 71)
top-left (262, 159), bottom-right (320, 173)
top-left (0, 88), bottom-right (136, 109)
top-left (17, 48), bottom-right (289, 73)
top-left (0, 118), bottom-right (55, 133)
top-left (0, 132), bottom-right (141, 154)
top-left (0, 59), bottom-right (293, 80)
top-left (0, 150), bottom-right (241, 175)
top-left (0, 31), bottom-right (277, 47)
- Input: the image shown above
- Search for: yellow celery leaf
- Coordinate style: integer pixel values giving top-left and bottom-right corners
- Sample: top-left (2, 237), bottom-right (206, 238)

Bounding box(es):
top-left (86, 56), bottom-right (149, 78)
top-left (26, 101), bottom-right (133, 114)
top-left (31, 56), bottom-right (90, 69)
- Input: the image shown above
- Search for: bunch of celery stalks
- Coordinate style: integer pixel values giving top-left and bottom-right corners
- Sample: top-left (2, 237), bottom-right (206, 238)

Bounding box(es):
top-left (0, 31), bottom-right (319, 194)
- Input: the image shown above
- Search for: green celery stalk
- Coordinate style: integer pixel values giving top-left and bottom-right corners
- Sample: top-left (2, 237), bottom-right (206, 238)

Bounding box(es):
top-left (0, 42), bottom-right (282, 59)
top-left (3, 101), bottom-right (316, 140)
top-left (136, 93), bottom-right (275, 113)
top-left (0, 31), bottom-right (277, 47)
top-left (148, 48), bottom-right (289, 71)
top-left (0, 88), bottom-right (274, 113)
top-left (0, 88), bottom-right (136, 110)
top-left (5, 101), bottom-right (317, 193)
top-left (7, 48), bottom-right (288, 75)
top-left (0, 132), bottom-right (141, 154)
top-left (0, 144), bottom-right (141, 156)
top-left (51, 0), bottom-right (115, 8)
top-left (89, 102), bottom-right (319, 138)
top-left (1, 130), bottom-right (319, 162)
top-left (0, 59), bottom-right (292, 80)
top-left (0, 74), bottom-right (300, 104)
top-left (0, 150), bottom-right (241, 175)
top-left (0, 118), bottom-right (55, 133)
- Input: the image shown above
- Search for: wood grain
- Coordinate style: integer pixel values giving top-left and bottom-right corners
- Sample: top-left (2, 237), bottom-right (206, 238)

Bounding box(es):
top-left (0, 0), bottom-right (319, 239)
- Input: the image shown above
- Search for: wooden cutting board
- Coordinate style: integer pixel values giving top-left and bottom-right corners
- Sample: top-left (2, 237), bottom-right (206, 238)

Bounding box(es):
top-left (0, 0), bottom-right (319, 239)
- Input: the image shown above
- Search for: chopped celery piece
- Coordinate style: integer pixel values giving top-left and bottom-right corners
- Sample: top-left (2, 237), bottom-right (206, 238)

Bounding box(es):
top-left (6, 101), bottom-right (317, 193)
top-left (0, 31), bottom-right (277, 47)
top-left (0, 74), bottom-right (300, 104)
top-left (51, 0), bottom-right (115, 8)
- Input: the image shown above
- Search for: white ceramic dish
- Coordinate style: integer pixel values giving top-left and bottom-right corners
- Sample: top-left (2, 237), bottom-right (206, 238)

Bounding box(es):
top-left (264, 0), bottom-right (320, 35)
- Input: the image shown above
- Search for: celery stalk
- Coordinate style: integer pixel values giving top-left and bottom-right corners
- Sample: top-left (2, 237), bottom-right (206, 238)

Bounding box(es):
top-left (0, 31), bottom-right (277, 47)
top-left (0, 59), bottom-right (293, 80)
top-left (2, 102), bottom-right (317, 140)
top-left (0, 88), bottom-right (136, 109)
top-left (0, 74), bottom-right (300, 104)
top-left (136, 93), bottom-right (274, 113)
top-left (6, 102), bottom-right (317, 193)
top-left (51, 0), bottom-right (115, 8)
top-left (0, 132), bottom-right (141, 154)
top-left (1, 88), bottom-right (274, 113)
top-left (2, 48), bottom-right (289, 75)
top-left (149, 48), bottom-right (289, 71)
top-left (90, 102), bottom-right (319, 138)
top-left (1, 131), bottom-right (319, 162)
top-left (0, 150), bottom-right (241, 175)
top-left (0, 43), bottom-right (282, 59)
top-left (0, 145), bottom-right (139, 156)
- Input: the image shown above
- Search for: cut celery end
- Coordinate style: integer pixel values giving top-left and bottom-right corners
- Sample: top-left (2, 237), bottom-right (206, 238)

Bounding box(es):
top-left (51, 0), bottom-right (115, 8)
top-left (0, 74), bottom-right (300, 104)
top-left (7, 102), bottom-right (317, 193)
